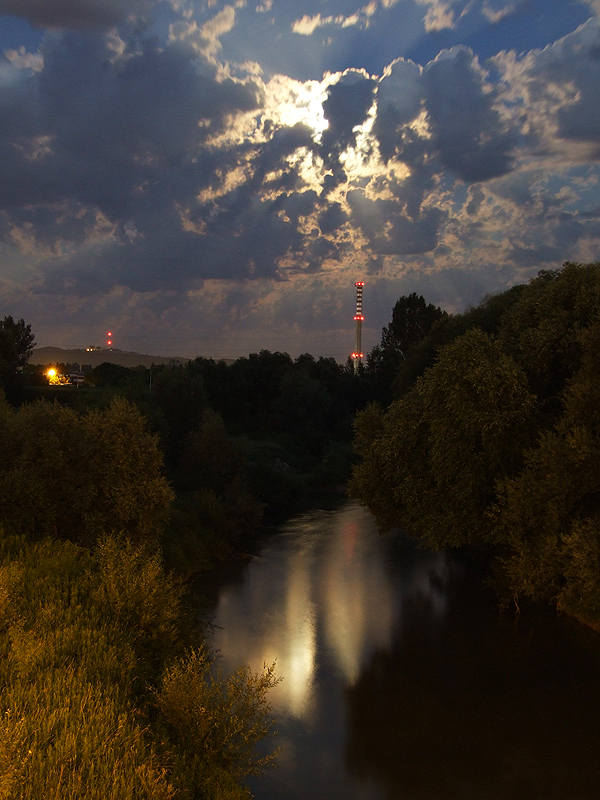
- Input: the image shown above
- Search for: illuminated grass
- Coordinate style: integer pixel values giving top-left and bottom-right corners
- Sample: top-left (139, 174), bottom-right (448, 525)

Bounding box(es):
top-left (0, 531), bottom-right (280, 799)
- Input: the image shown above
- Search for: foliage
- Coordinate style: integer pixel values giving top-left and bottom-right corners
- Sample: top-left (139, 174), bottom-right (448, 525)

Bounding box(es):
top-left (380, 292), bottom-right (447, 363)
top-left (365, 293), bottom-right (446, 404)
top-left (155, 647), bottom-right (281, 784)
top-left (351, 262), bottom-right (600, 627)
top-left (151, 350), bottom-right (363, 532)
top-left (498, 262), bottom-right (600, 411)
top-left (169, 410), bottom-right (264, 554)
top-left (491, 319), bottom-right (600, 625)
top-left (84, 361), bottom-right (133, 388)
top-left (0, 397), bottom-right (173, 547)
top-left (0, 534), bottom-right (176, 800)
top-left (348, 394), bottom-right (424, 533)
top-left (0, 317), bottom-right (35, 402)
top-left (350, 328), bottom-right (535, 547)
top-left (0, 530), bottom-right (281, 798)
top-left (150, 363), bottom-right (209, 468)
top-left (91, 535), bottom-right (189, 667)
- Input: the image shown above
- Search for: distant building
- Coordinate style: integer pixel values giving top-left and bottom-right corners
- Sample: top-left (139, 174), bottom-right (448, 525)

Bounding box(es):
top-left (86, 346), bottom-right (102, 351)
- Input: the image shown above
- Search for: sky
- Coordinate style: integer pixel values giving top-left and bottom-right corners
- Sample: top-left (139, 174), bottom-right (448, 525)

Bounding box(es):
top-left (1, 0), bottom-right (599, 360)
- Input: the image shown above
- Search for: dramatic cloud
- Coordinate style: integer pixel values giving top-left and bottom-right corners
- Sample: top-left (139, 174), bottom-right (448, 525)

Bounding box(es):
top-left (423, 47), bottom-right (516, 181)
top-left (321, 69), bottom-right (376, 165)
top-left (493, 18), bottom-right (600, 155)
top-left (292, 2), bottom-right (377, 35)
top-left (0, 0), bottom-right (599, 358)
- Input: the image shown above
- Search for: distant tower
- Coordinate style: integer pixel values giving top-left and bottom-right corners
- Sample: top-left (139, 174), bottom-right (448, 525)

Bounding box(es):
top-left (107, 331), bottom-right (113, 349)
top-left (351, 281), bottom-right (364, 373)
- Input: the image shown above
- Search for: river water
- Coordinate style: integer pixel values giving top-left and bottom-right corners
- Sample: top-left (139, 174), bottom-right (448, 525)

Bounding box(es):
top-left (204, 500), bottom-right (600, 800)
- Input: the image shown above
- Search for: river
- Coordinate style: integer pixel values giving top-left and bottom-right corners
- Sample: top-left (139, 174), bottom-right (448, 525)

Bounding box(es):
top-left (204, 500), bottom-right (600, 800)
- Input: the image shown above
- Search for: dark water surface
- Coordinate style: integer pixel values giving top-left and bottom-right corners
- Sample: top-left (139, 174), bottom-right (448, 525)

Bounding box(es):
top-left (205, 501), bottom-right (600, 800)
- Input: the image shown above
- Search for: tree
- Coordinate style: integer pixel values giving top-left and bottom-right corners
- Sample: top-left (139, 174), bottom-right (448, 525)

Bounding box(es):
top-left (491, 320), bottom-right (600, 626)
top-left (348, 395), bottom-right (425, 533)
top-left (172, 410), bottom-right (263, 547)
top-left (350, 329), bottom-right (535, 547)
top-left (155, 646), bottom-right (280, 786)
top-left (84, 361), bottom-right (132, 387)
top-left (498, 262), bottom-right (600, 413)
top-left (366, 293), bottom-right (446, 404)
top-left (0, 397), bottom-right (174, 546)
top-left (0, 316), bottom-right (35, 400)
top-left (381, 293), bottom-right (447, 358)
top-left (0, 531), bottom-right (280, 799)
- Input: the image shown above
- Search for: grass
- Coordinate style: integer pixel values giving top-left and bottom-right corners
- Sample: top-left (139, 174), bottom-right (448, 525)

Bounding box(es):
top-left (0, 530), bottom-right (280, 799)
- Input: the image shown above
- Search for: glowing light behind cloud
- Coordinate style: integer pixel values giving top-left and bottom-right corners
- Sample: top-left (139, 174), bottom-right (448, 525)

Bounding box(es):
top-left (0, 0), bottom-right (598, 358)
top-left (262, 74), bottom-right (331, 141)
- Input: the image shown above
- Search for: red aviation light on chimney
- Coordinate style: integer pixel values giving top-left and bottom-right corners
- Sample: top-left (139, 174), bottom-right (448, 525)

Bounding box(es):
top-left (351, 281), bottom-right (364, 372)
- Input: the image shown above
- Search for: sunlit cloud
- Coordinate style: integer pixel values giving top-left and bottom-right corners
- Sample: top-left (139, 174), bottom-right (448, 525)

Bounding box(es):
top-left (262, 74), bottom-right (331, 140)
top-left (481, 0), bottom-right (518, 24)
top-left (169, 5), bottom-right (238, 61)
top-left (3, 46), bottom-right (44, 71)
top-left (416, 0), bottom-right (456, 32)
top-left (292, 2), bottom-right (379, 36)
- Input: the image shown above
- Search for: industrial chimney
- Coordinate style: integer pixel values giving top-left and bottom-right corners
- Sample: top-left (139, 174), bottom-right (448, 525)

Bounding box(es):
top-left (351, 281), bottom-right (364, 373)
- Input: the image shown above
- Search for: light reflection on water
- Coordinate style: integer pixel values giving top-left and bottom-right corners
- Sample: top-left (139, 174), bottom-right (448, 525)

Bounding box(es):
top-left (209, 501), bottom-right (452, 797)
top-left (207, 501), bottom-right (600, 800)
top-left (211, 502), bottom-right (449, 718)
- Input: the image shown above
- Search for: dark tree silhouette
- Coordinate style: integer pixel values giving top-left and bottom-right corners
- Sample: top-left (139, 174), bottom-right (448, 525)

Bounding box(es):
top-left (0, 315), bottom-right (35, 400)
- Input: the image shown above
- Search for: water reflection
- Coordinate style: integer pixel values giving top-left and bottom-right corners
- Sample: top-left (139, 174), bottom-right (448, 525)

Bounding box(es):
top-left (207, 500), bottom-right (600, 800)
top-left (205, 504), bottom-right (600, 800)
top-left (211, 502), bottom-right (449, 720)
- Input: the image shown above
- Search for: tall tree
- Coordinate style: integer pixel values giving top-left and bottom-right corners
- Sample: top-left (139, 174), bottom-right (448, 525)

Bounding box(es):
top-left (492, 319), bottom-right (600, 626)
top-left (381, 293), bottom-right (447, 357)
top-left (0, 316), bottom-right (35, 400)
top-left (350, 328), bottom-right (535, 547)
top-left (498, 262), bottom-right (600, 413)
top-left (367, 293), bottom-right (446, 404)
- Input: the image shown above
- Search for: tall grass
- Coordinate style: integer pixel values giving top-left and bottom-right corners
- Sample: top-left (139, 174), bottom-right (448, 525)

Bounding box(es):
top-left (0, 530), bottom-right (280, 799)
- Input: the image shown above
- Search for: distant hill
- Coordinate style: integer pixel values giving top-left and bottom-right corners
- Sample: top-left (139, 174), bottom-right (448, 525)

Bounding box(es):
top-left (31, 347), bottom-right (192, 369)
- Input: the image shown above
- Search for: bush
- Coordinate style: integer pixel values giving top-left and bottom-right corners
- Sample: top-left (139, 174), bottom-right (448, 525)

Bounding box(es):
top-left (0, 397), bottom-right (173, 547)
top-left (155, 646), bottom-right (280, 785)
top-left (0, 530), bottom-right (281, 798)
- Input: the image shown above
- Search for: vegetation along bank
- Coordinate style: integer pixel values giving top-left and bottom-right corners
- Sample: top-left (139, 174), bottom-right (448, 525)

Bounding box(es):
top-left (350, 261), bottom-right (600, 630)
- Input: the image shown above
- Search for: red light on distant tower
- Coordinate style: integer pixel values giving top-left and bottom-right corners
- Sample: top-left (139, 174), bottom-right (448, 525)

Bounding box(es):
top-left (107, 331), bottom-right (112, 347)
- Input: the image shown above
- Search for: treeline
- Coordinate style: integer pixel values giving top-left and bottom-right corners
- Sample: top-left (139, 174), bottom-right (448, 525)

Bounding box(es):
top-left (18, 349), bottom-right (366, 567)
top-left (0, 335), bottom-right (371, 573)
top-left (140, 350), bottom-right (364, 524)
top-left (350, 261), bottom-right (600, 630)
